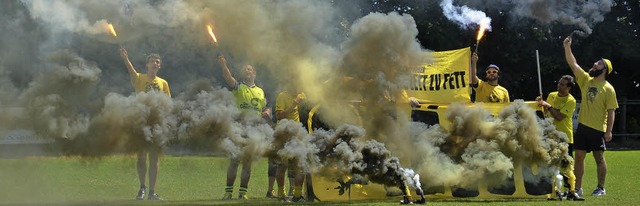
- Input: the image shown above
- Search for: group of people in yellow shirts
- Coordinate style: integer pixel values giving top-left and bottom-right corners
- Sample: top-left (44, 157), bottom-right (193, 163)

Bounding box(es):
top-left (464, 36), bottom-right (617, 201)
top-left (118, 34), bottom-right (617, 202)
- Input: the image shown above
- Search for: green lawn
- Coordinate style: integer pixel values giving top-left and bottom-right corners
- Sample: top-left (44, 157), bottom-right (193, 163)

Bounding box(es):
top-left (1, 151), bottom-right (638, 205)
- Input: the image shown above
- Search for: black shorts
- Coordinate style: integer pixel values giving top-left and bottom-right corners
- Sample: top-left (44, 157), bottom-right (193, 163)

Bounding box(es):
top-left (573, 123), bottom-right (606, 152)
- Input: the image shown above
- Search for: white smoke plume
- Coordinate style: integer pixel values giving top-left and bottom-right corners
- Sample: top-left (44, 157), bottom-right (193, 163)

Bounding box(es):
top-left (440, 0), bottom-right (492, 31)
top-left (269, 119), bottom-right (320, 173)
top-left (445, 0), bottom-right (615, 36)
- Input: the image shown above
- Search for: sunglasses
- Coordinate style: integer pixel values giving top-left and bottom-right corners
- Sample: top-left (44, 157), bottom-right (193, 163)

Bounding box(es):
top-left (486, 70), bottom-right (498, 74)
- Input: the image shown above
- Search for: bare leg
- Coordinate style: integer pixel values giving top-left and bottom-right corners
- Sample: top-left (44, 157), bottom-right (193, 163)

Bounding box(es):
top-left (276, 165), bottom-right (287, 197)
top-left (574, 149), bottom-right (586, 189)
top-left (239, 157), bottom-right (252, 188)
top-left (267, 160), bottom-right (277, 195)
top-left (593, 150), bottom-right (607, 188)
top-left (137, 150), bottom-right (147, 188)
top-left (293, 169), bottom-right (304, 196)
top-left (148, 147), bottom-right (160, 191)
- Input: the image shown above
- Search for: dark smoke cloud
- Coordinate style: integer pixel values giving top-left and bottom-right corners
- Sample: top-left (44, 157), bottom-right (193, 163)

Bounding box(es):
top-left (407, 101), bottom-right (572, 189)
top-left (0, 0), bottom-right (578, 198)
top-left (310, 125), bottom-right (409, 189)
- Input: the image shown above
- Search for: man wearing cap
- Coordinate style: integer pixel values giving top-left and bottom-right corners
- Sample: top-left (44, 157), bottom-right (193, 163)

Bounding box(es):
top-left (563, 36), bottom-right (618, 197)
top-left (470, 52), bottom-right (510, 103)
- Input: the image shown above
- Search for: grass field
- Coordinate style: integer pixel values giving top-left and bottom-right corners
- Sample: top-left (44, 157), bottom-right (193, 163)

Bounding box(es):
top-left (1, 151), bottom-right (638, 206)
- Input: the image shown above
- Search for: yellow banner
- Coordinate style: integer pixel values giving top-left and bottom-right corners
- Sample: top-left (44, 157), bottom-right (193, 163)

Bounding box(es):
top-left (407, 47), bottom-right (471, 103)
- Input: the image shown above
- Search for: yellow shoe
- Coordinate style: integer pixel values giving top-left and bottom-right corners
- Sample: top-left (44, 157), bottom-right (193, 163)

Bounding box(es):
top-left (238, 193), bottom-right (248, 200)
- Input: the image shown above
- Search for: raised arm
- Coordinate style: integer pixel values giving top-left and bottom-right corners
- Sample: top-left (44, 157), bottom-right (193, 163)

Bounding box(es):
top-left (217, 55), bottom-right (237, 88)
top-left (563, 36), bottom-right (582, 75)
top-left (120, 48), bottom-right (138, 86)
top-left (471, 52), bottom-right (479, 85)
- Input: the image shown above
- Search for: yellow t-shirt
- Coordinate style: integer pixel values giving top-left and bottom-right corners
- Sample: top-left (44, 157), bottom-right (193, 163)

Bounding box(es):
top-left (546, 91), bottom-right (576, 143)
top-left (232, 83), bottom-right (267, 116)
top-left (132, 73), bottom-right (171, 97)
top-left (275, 91), bottom-right (306, 124)
top-left (574, 69), bottom-right (618, 132)
top-left (473, 79), bottom-right (509, 103)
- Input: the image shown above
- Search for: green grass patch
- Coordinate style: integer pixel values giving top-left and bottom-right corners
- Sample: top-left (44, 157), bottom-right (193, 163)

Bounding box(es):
top-left (1, 151), bottom-right (638, 205)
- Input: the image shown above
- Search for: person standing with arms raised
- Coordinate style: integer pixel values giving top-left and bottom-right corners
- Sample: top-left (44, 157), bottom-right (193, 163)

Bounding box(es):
top-left (563, 36), bottom-right (618, 196)
top-left (470, 52), bottom-right (510, 103)
top-left (120, 48), bottom-right (170, 201)
top-left (217, 54), bottom-right (272, 200)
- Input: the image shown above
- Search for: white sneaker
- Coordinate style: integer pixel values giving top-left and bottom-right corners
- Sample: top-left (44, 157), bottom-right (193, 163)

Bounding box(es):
top-left (592, 187), bottom-right (606, 196)
top-left (576, 188), bottom-right (583, 196)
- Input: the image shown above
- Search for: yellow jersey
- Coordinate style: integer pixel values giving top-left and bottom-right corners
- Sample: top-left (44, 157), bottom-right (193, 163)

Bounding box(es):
top-left (275, 91), bottom-right (306, 124)
top-left (574, 69), bottom-right (618, 132)
top-left (546, 91), bottom-right (576, 143)
top-left (232, 83), bottom-right (267, 116)
top-left (473, 79), bottom-right (509, 103)
top-left (132, 73), bottom-right (171, 97)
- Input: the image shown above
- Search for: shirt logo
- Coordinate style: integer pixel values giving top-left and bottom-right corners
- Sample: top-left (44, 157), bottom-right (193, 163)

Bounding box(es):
top-left (587, 87), bottom-right (598, 103)
top-left (145, 81), bottom-right (161, 92)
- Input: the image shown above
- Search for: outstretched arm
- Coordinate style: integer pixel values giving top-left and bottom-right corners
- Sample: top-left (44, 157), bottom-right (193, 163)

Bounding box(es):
top-left (217, 55), bottom-right (237, 88)
top-left (471, 52), bottom-right (479, 85)
top-left (563, 36), bottom-right (582, 75)
top-left (120, 48), bottom-right (138, 86)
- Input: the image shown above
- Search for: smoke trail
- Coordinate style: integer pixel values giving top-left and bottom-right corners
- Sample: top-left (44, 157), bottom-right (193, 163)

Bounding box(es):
top-left (440, 0), bottom-right (492, 31)
top-left (509, 0), bottom-right (614, 35)
top-left (449, 0), bottom-right (614, 36)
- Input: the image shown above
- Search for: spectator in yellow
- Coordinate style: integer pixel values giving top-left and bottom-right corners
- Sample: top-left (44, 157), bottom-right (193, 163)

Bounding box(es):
top-left (218, 55), bottom-right (272, 200)
top-left (272, 89), bottom-right (306, 202)
top-left (563, 36), bottom-right (618, 197)
top-left (470, 52), bottom-right (510, 103)
top-left (120, 48), bottom-right (170, 201)
top-left (537, 75), bottom-right (583, 201)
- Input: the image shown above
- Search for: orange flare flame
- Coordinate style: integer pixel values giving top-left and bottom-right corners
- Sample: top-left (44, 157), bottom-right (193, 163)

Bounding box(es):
top-left (207, 25), bottom-right (218, 44)
top-left (476, 23), bottom-right (488, 42)
top-left (108, 23), bottom-right (117, 37)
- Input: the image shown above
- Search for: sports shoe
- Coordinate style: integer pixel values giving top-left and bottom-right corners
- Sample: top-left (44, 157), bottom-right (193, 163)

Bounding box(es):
top-left (576, 188), bottom-right (583, 196)
top-left (555, 189), bottom-right (564, 201)
top-left (266, 190), bottom-right (276, 198)
top-left (279, 197), bottom-right (291, 203)
top-left (238, 193), bottom-right (248, 200)
top-left (222, 192), bottom-right (232, 200)
top-left (592, 187), bottom-right (606, 196)
top-left (291, 196), bottom-right (306, 203)
top-left (399, 196), bottom-right (413, 205)
top-left (136, 188), bottom-right (146, 200)
top-left (148, 193), bottom-right (162, 200)
top-left (567, 191), bottom-right (585, 201)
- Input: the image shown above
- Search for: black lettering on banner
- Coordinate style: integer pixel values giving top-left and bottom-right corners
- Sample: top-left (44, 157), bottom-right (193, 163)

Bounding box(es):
top-left (410, 71), bottom-right (467, 91)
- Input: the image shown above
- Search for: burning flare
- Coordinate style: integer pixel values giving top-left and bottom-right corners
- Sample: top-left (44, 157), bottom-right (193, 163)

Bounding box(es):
top-left (108, 23), bottom-right (117, 37)
top-left (207, 25), bottom-right (218, 45)
top-left (476, 22), bottom-right (488, 43)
